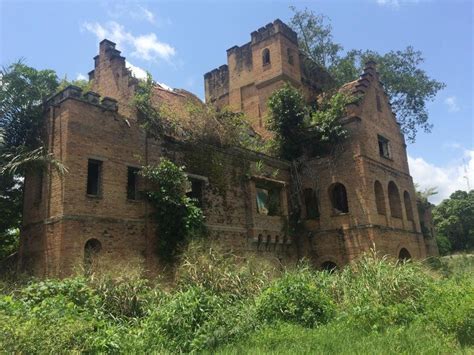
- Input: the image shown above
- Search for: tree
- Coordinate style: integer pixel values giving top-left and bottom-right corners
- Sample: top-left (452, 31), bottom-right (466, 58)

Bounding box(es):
top-left (289, 6), bottom-right (342, 69)
top-left (267, 83), bottom-right (307, 160)
top-left (289, 7), bottom-right (445, 142)
top-left (0, 62), bottom-right (61, 259)
top-left (433, 190), bottom-right (474, 253)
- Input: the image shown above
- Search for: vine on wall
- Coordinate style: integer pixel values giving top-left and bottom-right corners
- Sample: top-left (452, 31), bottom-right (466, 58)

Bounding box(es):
top-left (141, 159), bottom-right (205, 262)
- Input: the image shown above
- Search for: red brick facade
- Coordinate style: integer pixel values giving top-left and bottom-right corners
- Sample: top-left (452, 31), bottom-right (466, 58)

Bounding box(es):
top-left (19, 20), bottom-right (438, 277)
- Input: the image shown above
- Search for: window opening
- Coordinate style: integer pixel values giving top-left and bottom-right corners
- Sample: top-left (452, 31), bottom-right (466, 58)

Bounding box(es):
top-left (87, 159), bottom-right (102, 196)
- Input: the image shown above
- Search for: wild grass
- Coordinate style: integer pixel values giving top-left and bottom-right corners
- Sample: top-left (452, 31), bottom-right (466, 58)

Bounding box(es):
top-left (0, 244), bottom-right (472, 353)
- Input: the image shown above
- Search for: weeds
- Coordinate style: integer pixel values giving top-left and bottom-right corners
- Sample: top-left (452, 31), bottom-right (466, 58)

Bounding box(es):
top-left (0, 246), bottom-right (472, 353)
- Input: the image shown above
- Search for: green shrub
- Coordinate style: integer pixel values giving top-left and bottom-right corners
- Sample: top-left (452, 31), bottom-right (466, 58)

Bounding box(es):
top-left (191, 300), bottom-right (258, 351)
top-left (0, 294), bottom-right (115, 353)
top-left (333, 252), bottom-right (431, 330)
top-left (141, 286), bottom-right (226, 352)
top-left (422, 275), bottom-right (474, 346)
top-left (256, 267), bottom-right (335, 327)
top-left (19, 277), bottom-right (98, 308)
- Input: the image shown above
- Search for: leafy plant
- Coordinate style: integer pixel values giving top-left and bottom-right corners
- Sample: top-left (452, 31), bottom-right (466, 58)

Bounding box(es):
top-left (256, 267), bottom-right (335, 327)
top-left (267, 83), bottom-right (307, 160)
top-left (433, 190), bottom-right (474, 253)
top-left (140, 159), bottom-right (205, 261)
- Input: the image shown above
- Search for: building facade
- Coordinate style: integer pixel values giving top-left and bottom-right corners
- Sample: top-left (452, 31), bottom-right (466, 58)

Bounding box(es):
top-left (18, 20), bottom-right (438, 277)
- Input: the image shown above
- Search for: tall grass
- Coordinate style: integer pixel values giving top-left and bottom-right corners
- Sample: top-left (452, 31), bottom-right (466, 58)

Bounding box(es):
top-left (0, 244), bottom-right (472, 353)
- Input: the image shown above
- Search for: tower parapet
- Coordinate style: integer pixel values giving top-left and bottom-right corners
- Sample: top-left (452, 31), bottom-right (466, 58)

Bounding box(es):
top-left (204, 65), bottom-right (229, 106)
top-left (250, 19), bottom-right (297, 45)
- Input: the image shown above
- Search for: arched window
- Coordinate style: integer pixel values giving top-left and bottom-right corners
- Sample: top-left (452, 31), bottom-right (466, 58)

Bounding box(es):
top-left (404, 191), bottom-right (414, 221)
top-left (329, 183), bottom-right (349, 214)
top-left (84, 238), bottom-right (102, 274)
top-left (388, 181), bottom-right (402, 218)
top-left (287, 48), bottom-right (294, 65)
top-left (399, 248), bottom-right (411, 261)
top-left (304, 188), bottom-right (320, 219)
top-left (374, 180), bottom-right (386, 215)
top-left (262, 48), bottom-right (271, 66)
top-left (321, 261), bottom-right (338, 272)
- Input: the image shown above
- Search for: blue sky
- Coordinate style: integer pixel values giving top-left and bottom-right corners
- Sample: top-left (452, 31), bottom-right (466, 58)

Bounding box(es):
top-left (1, 0), bottom-right (472, 203)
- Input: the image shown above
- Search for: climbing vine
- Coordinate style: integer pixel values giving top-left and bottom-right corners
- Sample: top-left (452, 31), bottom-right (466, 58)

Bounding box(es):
top-left (141, 159), bottom-right (205, 262)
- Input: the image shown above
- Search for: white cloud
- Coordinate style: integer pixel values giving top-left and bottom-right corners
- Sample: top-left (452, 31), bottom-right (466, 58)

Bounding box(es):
top-left (82, 21), bottom-right (175, 62)
top-left (76, 73), bottom-right (87, 81)
top-left (136, 6), bottom-right (155, 24)
top-left (444, 96), bottom-right (460, 112)
top-left (157, 82), bottom-right (173, 91)
top-left (124, 61), bottom-right (173, 89)
top-left (125, 61), bottom-right (147, 80)
top-left (408, 149), bottom-right (473, 204)
top-left (132, 33), bottom-right (175, 61)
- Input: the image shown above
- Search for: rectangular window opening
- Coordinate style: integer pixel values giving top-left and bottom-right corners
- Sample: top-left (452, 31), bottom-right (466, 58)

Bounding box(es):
top-left (256, 184), bottom-right (281, 216)
top-left (378, 135), bottom-right (391, 159)
top-left (87, 159), bottom-right (102, 196)
top-left (186, 178), bottom-right (204, 207)
top-left (127, 167), bottom-right (140, 200)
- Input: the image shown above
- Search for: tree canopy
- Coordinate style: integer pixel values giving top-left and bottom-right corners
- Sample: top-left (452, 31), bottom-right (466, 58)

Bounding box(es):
top-left (0, 62), bottom-right (60, 259)
top-left (433, 190), bottom-right (474, 254)
top-left (290, 7), bottom-right (445, 142)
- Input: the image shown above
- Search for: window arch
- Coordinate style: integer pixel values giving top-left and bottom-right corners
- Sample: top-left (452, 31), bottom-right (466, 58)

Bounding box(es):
top-left (304, 188), bottom-right (320, 219)
top-left (404, 191), bottom-right (414, 221)
top-left (84, 238), bottom-right (102, 274)
top-left (388, 181), bottom-right (402, 218)
top-left (374, 180), bottom-right (386, 215)
top-left (262, 48), bottom-right (270, 66)
top-left (399, 248), bottom-right (411, 261)
top-left (329, 183), bottom-right (349, 214)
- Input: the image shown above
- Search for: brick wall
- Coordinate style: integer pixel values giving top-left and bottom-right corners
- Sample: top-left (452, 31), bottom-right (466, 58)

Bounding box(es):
top-left (19, 21), bottom-right (438, 277)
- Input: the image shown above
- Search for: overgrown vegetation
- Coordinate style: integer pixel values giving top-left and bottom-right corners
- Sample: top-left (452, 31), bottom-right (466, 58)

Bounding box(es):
top-left (290, 7), bottom-right (446, 142)
top-left (1, 247), bottom-right (472, 353)
top-left (140, 159), bottom-right (205, 261)
top-left (267, 83), bottom-right (352, 160)
top-left (0, 62), bottom-right (65, 260)
top-left (433, 190), bottom-right (474, 255)
top-left (133, 73), bottom-right (264, 151)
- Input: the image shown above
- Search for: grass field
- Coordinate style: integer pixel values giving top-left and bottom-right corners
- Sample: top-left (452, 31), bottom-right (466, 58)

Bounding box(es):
top-left (0, 246), bottom-right (472, 354)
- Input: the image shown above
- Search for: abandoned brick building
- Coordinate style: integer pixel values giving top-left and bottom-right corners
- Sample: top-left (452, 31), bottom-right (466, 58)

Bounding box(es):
top-left (19, 19), bottom-right (438, 276)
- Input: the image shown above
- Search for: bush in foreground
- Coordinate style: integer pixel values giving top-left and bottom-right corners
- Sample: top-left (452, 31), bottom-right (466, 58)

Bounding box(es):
top-left (0, 249), bottom-right (473, 353)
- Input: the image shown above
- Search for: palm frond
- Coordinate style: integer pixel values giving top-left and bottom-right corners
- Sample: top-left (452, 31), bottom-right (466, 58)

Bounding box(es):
top-left (1, 146), bottom-right (68, 176)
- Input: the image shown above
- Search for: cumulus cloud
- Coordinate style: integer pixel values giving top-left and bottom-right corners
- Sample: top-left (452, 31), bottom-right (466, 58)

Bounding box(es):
top-left (408, 149), bottom-right (473, 204)
top-left (76, 73), bottom-right (87, 81)
top-left (444, 96), bottom-right (460, 112)
top-left (82, 21), bottom-right (175, 62)
top-left (125, 61), bottom-right (147, 80)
